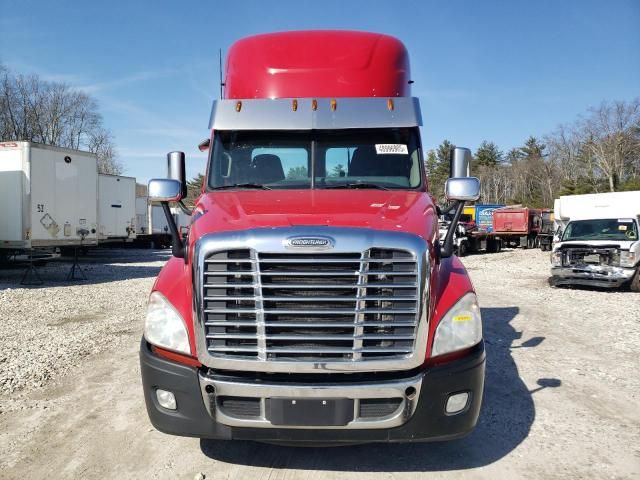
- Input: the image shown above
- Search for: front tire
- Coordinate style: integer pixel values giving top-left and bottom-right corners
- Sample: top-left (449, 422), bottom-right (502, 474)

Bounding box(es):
top-left (630, 267), bottom-right (640, 292)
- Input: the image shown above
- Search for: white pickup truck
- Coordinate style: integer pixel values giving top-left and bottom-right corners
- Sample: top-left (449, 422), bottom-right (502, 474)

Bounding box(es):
top-left (551, 191), bottom-right (640, 291)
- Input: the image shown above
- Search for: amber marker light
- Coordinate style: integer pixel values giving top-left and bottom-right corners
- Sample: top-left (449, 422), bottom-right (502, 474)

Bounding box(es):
top-left (235, 101), bottom-right (242, 112)
top-left (387, 98), bottom-right (394, 111)
top-left (292, 99), bottom-right (298, 111)
top-left (311, 99), bottom-right (318, 111)
top-left (330, 99), bottom-right (337, 111)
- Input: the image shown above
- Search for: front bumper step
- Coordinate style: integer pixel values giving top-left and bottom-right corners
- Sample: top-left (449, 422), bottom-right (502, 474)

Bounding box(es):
top-left (140, 339), bottom-right (485, 443)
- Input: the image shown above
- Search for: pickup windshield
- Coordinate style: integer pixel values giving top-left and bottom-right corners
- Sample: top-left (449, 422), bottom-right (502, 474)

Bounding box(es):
top-left (562, 218), bottom-right (639, 242)
top-left (208, 128), bottom-right (423, 190)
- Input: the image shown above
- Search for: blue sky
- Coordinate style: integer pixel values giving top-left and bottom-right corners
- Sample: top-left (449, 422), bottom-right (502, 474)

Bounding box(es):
top-left (1, 0), bottom-right (639, 183)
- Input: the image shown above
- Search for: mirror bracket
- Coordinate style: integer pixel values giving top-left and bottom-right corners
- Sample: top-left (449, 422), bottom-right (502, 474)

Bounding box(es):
top-left (441, 201), bottom-right (465, 258)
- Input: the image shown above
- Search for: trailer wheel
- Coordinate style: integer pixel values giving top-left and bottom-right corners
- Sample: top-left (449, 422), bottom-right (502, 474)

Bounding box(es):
top-left (496, 239), bottom-right (502, 253)
top-left (458, 241), bottom-right (468, 257)
top-left (630, 268), bottom-right (640, 293)
top-left (526, 236), bottom-right (535, 249)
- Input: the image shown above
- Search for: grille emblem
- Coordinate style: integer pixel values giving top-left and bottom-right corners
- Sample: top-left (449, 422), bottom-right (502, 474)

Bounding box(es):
top-left (285, 236), bottom-right (334, 249)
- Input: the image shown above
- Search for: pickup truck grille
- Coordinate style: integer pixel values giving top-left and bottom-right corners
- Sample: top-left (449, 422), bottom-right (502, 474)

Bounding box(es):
top-left (202, 248), bottom-right (419, 362)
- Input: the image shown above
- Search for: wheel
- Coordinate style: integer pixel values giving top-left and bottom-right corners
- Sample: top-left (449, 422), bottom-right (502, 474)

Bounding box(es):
top-left (630, 268), bottom-right (640, 293)
top-left (496, 240), bottom-right (502, 253)
top-left (458, 241), bottom-right (468, 257)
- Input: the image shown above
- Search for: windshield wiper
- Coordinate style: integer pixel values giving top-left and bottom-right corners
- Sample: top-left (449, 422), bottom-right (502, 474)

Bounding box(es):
top-left (323, 182), bottom-right (389, 191)
top-left (212, 183), bottom-right (271, 190)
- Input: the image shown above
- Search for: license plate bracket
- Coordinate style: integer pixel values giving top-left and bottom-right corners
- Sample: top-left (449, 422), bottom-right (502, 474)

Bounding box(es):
top-left (583, 254), bottom-right (601, 264)
top-left (266, 398), bottom-right (354, 426)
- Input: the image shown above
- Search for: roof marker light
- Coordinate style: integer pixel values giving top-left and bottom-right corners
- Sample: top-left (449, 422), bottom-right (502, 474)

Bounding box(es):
top-left (330, 99), bottom-right (337, 111)
top-left (292, 99), bottom-right (298, 111)
top-left (235, 101), bottom-right (242, 112)
top-left (387, 99), bottom-right (394, 111)
top-left (312, 99), bottom-right (318, 111)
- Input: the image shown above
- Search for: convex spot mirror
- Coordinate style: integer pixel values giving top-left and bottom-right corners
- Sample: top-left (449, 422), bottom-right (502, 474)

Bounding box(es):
top-left (148, 178), bottom-right (184, 202)
top-left (445, 177), bottom-right (481, 202)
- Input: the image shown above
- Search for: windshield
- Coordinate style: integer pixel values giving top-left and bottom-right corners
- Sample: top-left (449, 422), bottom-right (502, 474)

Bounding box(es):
top-left (561, 218), bottom-right (639, 242)
top-left (208, 128), bottom-right (423, 190)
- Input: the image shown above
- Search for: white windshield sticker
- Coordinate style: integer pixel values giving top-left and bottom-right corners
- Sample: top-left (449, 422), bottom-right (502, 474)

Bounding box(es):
top-left (375, 144), bottom-right (408, 155)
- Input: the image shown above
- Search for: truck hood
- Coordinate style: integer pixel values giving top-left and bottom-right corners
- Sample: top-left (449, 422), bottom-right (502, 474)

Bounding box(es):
top-left (554, 240), bottom-right (638, 251)
top-left (189, 190), bottom-right (436, 242)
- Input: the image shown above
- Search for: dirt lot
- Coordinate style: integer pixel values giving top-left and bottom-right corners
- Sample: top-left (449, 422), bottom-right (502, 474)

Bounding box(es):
top-left (1, 248), bottom-right (639, 480)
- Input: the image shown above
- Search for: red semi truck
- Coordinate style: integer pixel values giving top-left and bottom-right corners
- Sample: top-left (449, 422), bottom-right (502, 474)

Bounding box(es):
top-left (140, 30), bottom-right (485, 444)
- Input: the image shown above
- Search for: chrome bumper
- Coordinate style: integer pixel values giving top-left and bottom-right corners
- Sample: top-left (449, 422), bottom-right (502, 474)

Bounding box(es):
top-left (551, 265), bottom-right (636, 287)
top-left (198, 372), bottom-right (423, 429)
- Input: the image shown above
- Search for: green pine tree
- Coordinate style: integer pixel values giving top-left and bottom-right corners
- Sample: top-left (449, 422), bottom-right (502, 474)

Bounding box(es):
top-left (474, 141), bottom-right (502, 168)
top-left (185, 173), bottom-right (205, 207)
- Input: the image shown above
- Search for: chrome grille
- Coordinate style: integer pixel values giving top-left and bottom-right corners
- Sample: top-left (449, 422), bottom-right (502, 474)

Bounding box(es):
top-left (202, 248), bottom-right (419, 362)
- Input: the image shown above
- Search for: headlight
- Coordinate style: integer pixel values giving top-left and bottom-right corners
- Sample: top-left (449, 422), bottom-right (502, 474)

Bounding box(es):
top-left (144, 291), bottom-right (190, 355)
top-left (432, 292), bottom-right (482, 357)
top-left (620, 250), bottom-right (636, 268)
top-left (551, 251), bottom-right (563, 267)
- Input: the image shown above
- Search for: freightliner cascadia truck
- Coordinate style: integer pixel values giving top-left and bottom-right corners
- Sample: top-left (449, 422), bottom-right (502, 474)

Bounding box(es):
top-left (140, 30), bottom-right (485, 444)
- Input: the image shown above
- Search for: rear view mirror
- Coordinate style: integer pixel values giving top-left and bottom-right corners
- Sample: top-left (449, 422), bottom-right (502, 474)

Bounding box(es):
top-left (445, 177), bottom-right (481, 202)
top-left (148, 179), bottom-right (183, 202)
top-left (440, 147), bottom-right (481, 258)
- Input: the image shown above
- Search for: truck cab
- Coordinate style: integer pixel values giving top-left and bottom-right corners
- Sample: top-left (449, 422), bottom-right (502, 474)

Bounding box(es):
top-left (140, 30), bottom-right (485, 443)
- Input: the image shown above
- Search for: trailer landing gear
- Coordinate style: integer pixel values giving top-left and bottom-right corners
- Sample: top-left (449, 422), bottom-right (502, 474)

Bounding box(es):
top-left (66, 247), bottom-right (87, 281)
top-left (20, 250), bottom-right (43, 286)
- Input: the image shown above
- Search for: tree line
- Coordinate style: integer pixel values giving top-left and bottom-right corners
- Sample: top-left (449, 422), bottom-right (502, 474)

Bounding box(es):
top-left (0, 64), bottom-right (121, 174)
top-left (426, 98), bottom-right (640, 208)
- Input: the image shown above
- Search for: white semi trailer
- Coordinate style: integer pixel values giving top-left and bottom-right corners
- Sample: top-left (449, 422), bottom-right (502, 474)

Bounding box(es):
top-left (133, 195), bottom-right (189, 248)
top-left (0, 142), bottom-right (98, 254)
top-left (97, 174), bottom-right (136, 243)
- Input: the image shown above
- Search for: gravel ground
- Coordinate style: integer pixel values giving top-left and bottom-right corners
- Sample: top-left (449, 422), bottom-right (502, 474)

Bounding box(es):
top-left (0, 250), bottom-right (167, 400)
top-left (0, 247), bottom-right (638, 479)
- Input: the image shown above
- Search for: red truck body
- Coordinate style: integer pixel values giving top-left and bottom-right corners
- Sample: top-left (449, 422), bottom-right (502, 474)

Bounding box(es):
top-left (493, 207), bottom-right (542, 235)
top-left (140, 30), bottom-right (485, 444)
top-left (492, 207), bottom-right (542, 248)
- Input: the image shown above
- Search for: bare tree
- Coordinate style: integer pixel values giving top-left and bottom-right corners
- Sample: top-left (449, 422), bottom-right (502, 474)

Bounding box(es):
top-left (580, 99), bottom-right (640, 192)
top-left (0, 64), bottom-right (121, 174)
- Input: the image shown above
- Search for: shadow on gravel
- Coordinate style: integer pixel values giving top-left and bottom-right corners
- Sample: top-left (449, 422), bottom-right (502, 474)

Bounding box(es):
top-left (0, 249), bottom-right (169, 288)
top-left (200, 306), bottom-right (559, 472)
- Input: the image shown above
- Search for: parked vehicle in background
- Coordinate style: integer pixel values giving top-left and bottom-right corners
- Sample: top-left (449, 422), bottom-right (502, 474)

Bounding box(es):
top-left (438, 213), bottom-right (474, 256)
top-left (438, 211), bottom-right (501, 256)
top-left (139, 30), bottom-right (486, 444)
top-left (134, 182), bottom-right (189, 249)
top-left (135, 190), bottom-right (149, 237)
top-left (463, 205), bottom-right (475, 221)
top-left (474, 204), bottom-right (504, 233)
top-left (551, 191), bottom-right (640, 291)
top-left (0, 142), bottom-right (98, 257)
top-left (97, 174), bottom-right (136, 243)
top-left (537, 210), bottom-right (554, 251)
top-left (492, 207), bottom-right (542, 249)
